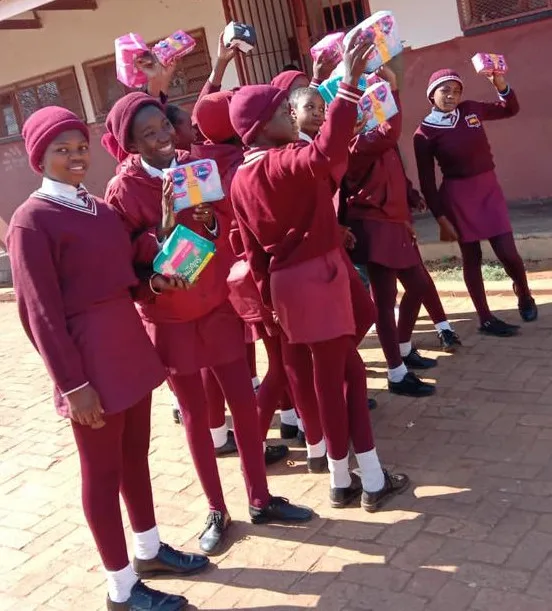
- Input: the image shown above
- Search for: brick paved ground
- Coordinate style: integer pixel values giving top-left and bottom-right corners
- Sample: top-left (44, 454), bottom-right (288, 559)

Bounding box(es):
top-left (1, 291), bottom-right (552, 611)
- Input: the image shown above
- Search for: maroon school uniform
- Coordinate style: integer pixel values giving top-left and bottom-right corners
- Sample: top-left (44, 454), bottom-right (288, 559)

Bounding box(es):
top-left (414, 89), bottom-right (519, 243)
top-left (231, 85), bottom-right (363, 344)
top-left (343, 94), bottom-right (418, 270)
top-left (105, 151), bottom-right (244, 375)
top-left (6, 183), bottom-right (166, 416)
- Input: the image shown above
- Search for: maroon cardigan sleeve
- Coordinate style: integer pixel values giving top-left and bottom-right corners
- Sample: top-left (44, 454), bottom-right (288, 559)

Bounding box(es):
top-left (7, 225), bottom-right (88, 393)
top-left (413, 130), bottom-right (443, 218)
top-left (471, 87), bottom-right (520, 121)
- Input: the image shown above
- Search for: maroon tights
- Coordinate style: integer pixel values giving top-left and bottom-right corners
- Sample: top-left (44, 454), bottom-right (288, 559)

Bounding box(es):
top-left (285, 336), bottom-right (374, 460)
top-left (171, 358), bottom-right (270, 512)
top-left (367, 262), bottom-right (432, 369)
top-left (72, 394), bottom-right (156, 571)
top-left (460, 232), bottom-right (530, 324)
top-left (203, 343), bottom-right (258, 429)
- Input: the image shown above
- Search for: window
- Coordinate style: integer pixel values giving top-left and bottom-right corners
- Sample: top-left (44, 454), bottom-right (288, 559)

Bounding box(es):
top-left (83, 27), bottom-right (212, 121)
top-left (457, 0), bottom-right (552, 33)
top-left (323, 0), bottom-right (367, 32)
top-left (0, 68), bottom-right (84, 142)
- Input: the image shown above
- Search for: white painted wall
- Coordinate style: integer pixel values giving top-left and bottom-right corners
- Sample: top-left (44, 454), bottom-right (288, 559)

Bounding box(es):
top-left (369, 0), bottom-right (463, 49)
top-left (0, 0), bottom-right (240, 122)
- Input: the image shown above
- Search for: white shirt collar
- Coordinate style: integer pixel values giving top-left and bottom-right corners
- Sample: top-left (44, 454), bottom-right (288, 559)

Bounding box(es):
top-left (298, 131), bottom-right (314, 143)
top-left (423, 107), bottom-right (460, 128)
top-left (140, 157), bottom-right (178, 178)
top-left (39, 177), bottom-right (82, 204)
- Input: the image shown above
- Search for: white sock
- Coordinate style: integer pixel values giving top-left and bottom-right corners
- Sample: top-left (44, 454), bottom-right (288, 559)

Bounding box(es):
top-left (307, 438), bottom-right (327, 459)
top-left (394, 305), bottom-right (400, 323)
top-left (263, 441), bottom-right (267, 452)
top-left (328, 454), bottom-right (352, 489)
top-left (252, 376), bottom-right (261, 392)
top-left (210, 423), bottom-right (228, 449)
top-left (106, 563), bottom-right (138, 603)
top-left (388, 363), bottom-right (408, 383)
top-left (133, 525), bottom-right (161, 560)
top-left (355, 448), bottom-right (385, 492)
top-left (435, 320), bottom-right (452, 332)
top-left (280, 409), bottom-right (298, 426)
top-left (399, 341), bottom-right (412, 358)
top-left (297, 418), bottom-right (304, 433)
top-left (172, 395), bottom-right (180, 411)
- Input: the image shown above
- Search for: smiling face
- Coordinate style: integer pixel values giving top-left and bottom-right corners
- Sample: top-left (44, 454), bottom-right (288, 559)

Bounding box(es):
top-left (291, 89), bottom-right (326, 139)
top-left (42, 129), bottom-right (90, 187)
top-left (432, 80), bottom-right (463, 113)
top-left (129, 104), bottom-right (176, 169)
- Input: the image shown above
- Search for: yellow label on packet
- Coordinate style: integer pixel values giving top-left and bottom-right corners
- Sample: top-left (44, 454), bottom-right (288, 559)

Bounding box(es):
top-left (185, 165), bottom-right (203, 206)
top-left (372, 98), bottom-right (386, 125)
top-left (189, 251), bottom-right (214, 283)
top-left (374, 25), bottom-right (391, 64)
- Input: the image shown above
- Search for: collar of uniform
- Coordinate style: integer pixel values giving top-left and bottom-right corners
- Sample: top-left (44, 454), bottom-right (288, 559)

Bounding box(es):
top-left (298, 131), bottom-right (314, 143)
top-left (39, 176), bottom-right (83, 204)
top-left (423, 107), bottom-right (460, 128)
top-left (140, 156), bottom-right (178, 179)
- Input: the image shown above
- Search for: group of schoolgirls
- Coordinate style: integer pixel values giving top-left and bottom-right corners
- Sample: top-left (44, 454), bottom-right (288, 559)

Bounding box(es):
top-left (6, 21), bottom-right (537, 611)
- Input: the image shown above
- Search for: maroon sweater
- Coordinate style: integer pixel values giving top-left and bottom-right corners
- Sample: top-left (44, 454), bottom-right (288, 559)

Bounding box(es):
top-left (413, 88), bottom-right (520, 217)
top-left (105, 152), bottom-right (233, 323)
top-left (230, 82), bottom-right (363, 308)
top-left (343, 92), bottom-right (410, 223)
top-left (6, 196), bottom-right (138, 394)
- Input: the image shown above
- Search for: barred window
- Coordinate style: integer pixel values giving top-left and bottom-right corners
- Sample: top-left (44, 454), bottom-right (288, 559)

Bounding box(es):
top-left (83, 27), bottom-right (212, 121)
top-left (457, 0), bottom-right (552, 32)
top-left (0, 68), bottom-right (84, 142)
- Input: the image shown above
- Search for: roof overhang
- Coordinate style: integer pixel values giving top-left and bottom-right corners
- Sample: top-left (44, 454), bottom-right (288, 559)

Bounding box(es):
top-left (0, 0), bottom-right (97, 27)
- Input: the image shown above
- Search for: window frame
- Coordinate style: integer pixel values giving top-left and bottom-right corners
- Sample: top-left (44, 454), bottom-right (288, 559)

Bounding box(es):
top-left (0, 66), bottom-right (84, 144)
top-left (457, 0), bottom-right (552, 35)
top-left (82, 27), bottom-right (212, 122)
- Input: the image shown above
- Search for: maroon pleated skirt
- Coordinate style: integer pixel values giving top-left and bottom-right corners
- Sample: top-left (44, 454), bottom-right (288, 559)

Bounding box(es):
top-left (440, 170), bottom-right (512, 244)
top-left (143, 300), bottom-right (246, 376)
top-left (270, 248), bottom-right (356, 344)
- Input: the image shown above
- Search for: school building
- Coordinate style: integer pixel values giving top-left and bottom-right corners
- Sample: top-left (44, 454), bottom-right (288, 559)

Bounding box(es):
top-left (0, 0), bottom-right (551, 247)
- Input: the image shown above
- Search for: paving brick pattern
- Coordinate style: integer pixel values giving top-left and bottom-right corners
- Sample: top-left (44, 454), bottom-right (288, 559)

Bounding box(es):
top-left (1, 293), bottom-right (552, 610)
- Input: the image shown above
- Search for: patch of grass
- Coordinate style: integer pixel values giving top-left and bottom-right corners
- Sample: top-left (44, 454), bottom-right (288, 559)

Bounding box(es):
top-left (426, 257), bottom-right (509, 282)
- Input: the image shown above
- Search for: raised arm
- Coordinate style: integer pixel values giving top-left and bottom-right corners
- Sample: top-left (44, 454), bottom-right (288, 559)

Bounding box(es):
top-left (471, 74), bottom-right (520, 121)
top-left (7, 225), bottom-right (88, 394)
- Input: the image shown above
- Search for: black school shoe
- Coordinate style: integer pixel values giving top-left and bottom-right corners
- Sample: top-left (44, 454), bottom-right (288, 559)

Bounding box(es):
top-left (106, 581), bottom-right (187, 610)
top-left (133, 543), bottom-right (209, 579)
top-left (330, 472), bottom-right (363, 508)
top-left (172, 408), bottom-right (181, 425)
top-left (438, 329), bottom-right (462, 353)
top-left (199, 511), bottom-right (231, 555)
top-left (479, 316), bottom-right (520, 337)
top-left (296, 430), bottom-right (306, 447)
top-left (265, 444), bottom-right (289, 465)
top-left (250, 496), bottom-right (313, 524)
top-left (280, 422), bottom-right (299, 439)
top-left (368, 397), bottom-right (377, 411)
top-left (388, 372), bottom-right (435, 397)
top-left (361, 470), bottom-right (411, 513)
top-left (519, 297), bottom-right (538, 322)
top-left (403, 348), bottom-right (437, 370)
top-left (215, 430), bottom-right (238, 457)
top-left (307, 454), bottom-right (328, 474)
